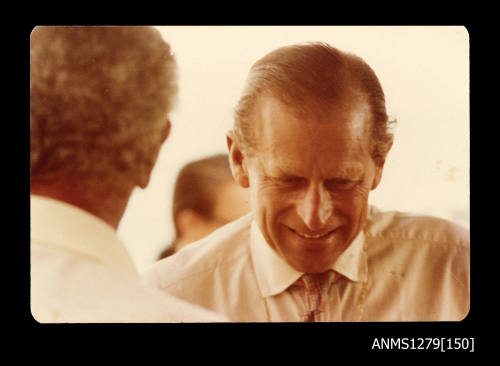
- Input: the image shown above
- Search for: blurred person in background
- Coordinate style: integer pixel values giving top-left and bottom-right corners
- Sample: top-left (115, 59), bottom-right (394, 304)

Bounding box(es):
top-left (158, 154), bottom-right (250, 259)
top-left (30, 26), bottom-right (226, 322)
top-left (144, 42), bottom-right (470, 322)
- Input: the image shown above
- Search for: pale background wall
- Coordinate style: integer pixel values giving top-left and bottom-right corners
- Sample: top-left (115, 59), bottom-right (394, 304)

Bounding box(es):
top-left (117, 26), bottom-right (470, 273)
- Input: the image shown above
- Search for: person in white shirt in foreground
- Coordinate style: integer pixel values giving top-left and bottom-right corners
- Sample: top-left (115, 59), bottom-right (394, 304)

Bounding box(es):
top-left (143, 42), bottom-right (469, 322)
top-left (30, 26), bottom-right (227, 323)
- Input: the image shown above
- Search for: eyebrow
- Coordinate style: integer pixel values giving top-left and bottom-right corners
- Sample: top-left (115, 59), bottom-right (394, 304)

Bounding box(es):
top-left (335, 166), bottom-right (364, 180)
top-left (268, 164), bottom-right (365, 181)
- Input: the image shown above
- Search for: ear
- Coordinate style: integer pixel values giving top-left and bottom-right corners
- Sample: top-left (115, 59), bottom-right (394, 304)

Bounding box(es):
top-left (161, 119), bottom-right (171, 143)
top-left (371, 140), bottom-right (393, 190)
top-left (226, 131), bottom-right (250, 188)
top-left (138, 119), bottom-right (171, 189)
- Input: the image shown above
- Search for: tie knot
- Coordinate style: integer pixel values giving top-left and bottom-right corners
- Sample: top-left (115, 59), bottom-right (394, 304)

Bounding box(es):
top-left (300, 270), bottom-right (337, 291)
top-left (299, 270), bottom-right (337, 322)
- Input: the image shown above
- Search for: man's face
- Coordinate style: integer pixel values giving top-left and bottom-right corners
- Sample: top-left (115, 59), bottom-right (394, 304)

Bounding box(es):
top-left (232, 95), bottom-right (385, 273)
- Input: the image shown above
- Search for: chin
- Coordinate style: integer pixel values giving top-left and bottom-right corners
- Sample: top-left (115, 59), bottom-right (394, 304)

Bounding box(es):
top-left (289, 258), bottom-right (335, 274)
top-left (292, 238), bottom-right (353, 274)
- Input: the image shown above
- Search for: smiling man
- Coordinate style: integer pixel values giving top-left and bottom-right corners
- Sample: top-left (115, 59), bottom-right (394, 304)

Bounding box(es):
top-left (144, 42), bottom-right (470, 321)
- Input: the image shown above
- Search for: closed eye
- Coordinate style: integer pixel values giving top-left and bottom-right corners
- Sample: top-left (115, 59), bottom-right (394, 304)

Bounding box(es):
top-left (324, 179), bottom-right (359, 191)
top-left (283, 176), bottom-right (307, 185)
top-left (270, 175), bottom-right (308, 188)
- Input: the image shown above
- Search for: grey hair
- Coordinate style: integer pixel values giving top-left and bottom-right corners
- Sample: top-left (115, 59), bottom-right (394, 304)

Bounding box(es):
top-left (30, 26), bottom-right (178, 188)
top-left (233, 42), bottom-right (395, 165)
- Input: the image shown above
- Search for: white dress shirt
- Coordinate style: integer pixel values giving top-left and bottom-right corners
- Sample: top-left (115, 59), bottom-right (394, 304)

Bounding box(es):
top-left (30, 195), bottom-right (227, 323)
top-left (143, 206), bottom-right (469, 322)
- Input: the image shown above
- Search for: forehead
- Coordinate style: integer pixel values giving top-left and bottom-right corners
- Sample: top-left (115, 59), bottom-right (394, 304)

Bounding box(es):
top-left (253, 94), bottom-right (372, 176)
top-left (267, 158), bottom-right (366, 179)
top-left (257, 92), bottom-right (371, 136)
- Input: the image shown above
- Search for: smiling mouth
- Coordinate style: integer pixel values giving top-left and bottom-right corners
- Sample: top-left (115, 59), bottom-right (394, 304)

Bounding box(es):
top-left (287, 226), bottom-right (336, 240)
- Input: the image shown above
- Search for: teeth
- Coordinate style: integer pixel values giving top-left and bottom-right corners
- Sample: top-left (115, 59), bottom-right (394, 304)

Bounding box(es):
top-left (287, 226), bottom-right (334, 239)
top-left (295, 231), bottom-right (330, 239)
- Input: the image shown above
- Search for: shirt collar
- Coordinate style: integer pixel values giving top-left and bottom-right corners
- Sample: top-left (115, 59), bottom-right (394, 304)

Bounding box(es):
top-left (250, 220), bottom-right (367, 297)
top-left (30, 195), bottom-right (138, 276)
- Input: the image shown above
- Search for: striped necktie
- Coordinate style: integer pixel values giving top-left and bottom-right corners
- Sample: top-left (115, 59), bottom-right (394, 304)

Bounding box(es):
top-left (300, 270), bottom-right (336, 322)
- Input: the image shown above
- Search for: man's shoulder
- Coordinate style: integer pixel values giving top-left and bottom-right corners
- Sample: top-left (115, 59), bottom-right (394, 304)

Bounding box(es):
top-left (365, 206), bottom-right (469, 248)
top-left (129, 282), bottom-right (229, 322)
top-left (143, 213), bottom-right (254, 289)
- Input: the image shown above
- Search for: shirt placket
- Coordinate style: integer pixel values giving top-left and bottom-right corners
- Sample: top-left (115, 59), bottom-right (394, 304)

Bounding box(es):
top-left (300, 270), bottom-right (336, 322)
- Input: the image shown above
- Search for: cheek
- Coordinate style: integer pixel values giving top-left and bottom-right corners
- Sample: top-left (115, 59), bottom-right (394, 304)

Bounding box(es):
top-left (247, 175), bottom-right (262, 212)
top-left (252, 186), bottom-right (291, 248)
top-left (352, 183), bottom-right (372, 203)
top-left (346, 185), bottom-right (371, 232)
top-left (254, 184), bottom-right (290, 216)
top-left (333, 184), bottom-right (371, 219)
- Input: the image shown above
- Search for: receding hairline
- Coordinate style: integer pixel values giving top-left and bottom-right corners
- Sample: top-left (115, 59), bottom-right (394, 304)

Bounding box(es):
top-left (238, 87), bottom-right (374, 154)
top-left (233, 42), bottom-right (388, 153)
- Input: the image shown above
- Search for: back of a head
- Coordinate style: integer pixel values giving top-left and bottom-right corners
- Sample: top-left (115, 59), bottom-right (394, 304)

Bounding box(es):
top-left (233, 42), bottom-right (393, 165)
top-left (157, 154), bottom-right (238, 259)
top-left (172, 154), bottom-right (234, 223)
top-left (30, 26), bottom-right (178, 191)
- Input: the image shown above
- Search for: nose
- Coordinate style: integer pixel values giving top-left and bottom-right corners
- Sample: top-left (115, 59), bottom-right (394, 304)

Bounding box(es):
top-left (296, 183), bottom-right (333, 231)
